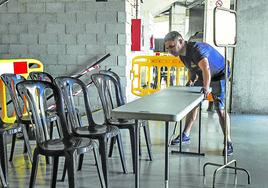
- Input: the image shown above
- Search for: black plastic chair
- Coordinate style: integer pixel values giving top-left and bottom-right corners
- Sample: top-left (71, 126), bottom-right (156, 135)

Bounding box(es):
top-left (0, 74), bottom-right (33, 164)
top-left (91, 72), bottom-right (153, 173)
top-left (0, 118), bottom-right (20, 187)
top-left (54, 76), bottom-right (127, 188)
top-left (29, 71), bottom-right (61, 139)
top-left (16, 80), bottom-right (105, 188)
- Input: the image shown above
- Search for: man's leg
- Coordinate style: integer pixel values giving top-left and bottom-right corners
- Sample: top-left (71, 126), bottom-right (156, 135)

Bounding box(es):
top-left (216, 109), bottom-right (231, 142)
top-left (183, 106), bottom-right (199, 134)
top-left (171, 106), bottom-right (199, 145)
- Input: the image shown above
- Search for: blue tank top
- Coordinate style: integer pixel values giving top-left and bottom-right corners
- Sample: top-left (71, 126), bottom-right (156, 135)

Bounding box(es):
top-left (179, 42), bottom-right (228, 81)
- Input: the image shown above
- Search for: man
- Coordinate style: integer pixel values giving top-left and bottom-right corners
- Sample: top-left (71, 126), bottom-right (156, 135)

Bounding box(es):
top-left (164, 31), bottom-right (233, 155)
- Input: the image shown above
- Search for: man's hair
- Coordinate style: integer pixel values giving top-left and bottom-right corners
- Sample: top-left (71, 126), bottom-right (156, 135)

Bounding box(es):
top-left (164, 31), bottom-right (183, 42)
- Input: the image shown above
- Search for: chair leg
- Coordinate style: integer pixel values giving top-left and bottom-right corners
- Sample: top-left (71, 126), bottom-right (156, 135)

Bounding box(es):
top-left (77, 154), bottom-right (84, 171)
top-left (9, 134), bottom-right (16, 162)
top-left (49, 121), bottom-right (54, 139)
top-left (51, 156), bottom-right (59, 188)
top-left (116, 133), bottom-right (128, 174)
top-left (143, 122), bottom-right (153, 161)
top-left (93, 144), bottom-right (106, 188)
top-left (129, 127), bottom-right (136, 173)
top-left (99, 136), bottom-right (109, 188)
top-left (108, 137), bottom-right (116, 157)
top-left (0, 164), bottom-right (7, 188)
top-left (23, 124), bottom-right (30, 154)
top-left (29, 149), bottom-right (39, 188)
top-left (61, 159), bottom-right (67, 182)
top-left (0, 134), bottom-right (8, 185)
top-left (65, 151), bottom-right (77, 188)
top-left (22, 124), bottom-right (33, 163)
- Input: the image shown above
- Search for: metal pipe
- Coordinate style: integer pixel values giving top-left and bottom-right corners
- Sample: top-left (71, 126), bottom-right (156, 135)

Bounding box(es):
top-left (0, 0), bottom-right (8, 6)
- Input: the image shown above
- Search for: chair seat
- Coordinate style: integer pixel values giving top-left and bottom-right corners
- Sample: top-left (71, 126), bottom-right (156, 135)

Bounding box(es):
top-left (38, 137), bottom-right (94, 156)
top-left (0, 123), bottom-right (21, 134)
top-left (75, 124), bottom-right (119, 138)
top-left (108, 119), bottom-right (135, 126)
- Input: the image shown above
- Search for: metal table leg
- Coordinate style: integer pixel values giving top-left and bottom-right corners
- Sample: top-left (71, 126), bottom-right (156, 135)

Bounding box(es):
top-left (171, 103), bottom-right (205, 156)
top-left (135, 120), bottom-right (140, 188)
top-left (165, 121), bottom-right (169, 188)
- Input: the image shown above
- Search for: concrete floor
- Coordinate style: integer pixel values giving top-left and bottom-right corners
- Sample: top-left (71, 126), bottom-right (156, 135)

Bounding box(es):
top-left (4, 107), bottom-right (268, 188)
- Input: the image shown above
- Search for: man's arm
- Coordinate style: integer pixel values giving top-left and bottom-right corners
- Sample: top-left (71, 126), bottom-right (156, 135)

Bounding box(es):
top-left (198, 58), bottom-right (211, 94)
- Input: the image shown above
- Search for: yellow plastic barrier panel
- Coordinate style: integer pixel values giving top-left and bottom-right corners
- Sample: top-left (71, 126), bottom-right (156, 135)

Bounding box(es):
top-left (0, 59), bottom-right (43, 123)
top-left (130, 55), bottom-right (188, 97)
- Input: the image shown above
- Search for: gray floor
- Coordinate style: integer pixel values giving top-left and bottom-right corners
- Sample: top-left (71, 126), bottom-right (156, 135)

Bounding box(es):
top-left (4, 107), bottom-right (268, 188)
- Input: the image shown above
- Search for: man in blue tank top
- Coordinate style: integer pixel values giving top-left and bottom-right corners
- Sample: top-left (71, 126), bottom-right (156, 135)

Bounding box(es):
top-left (164, 31), bottom-right (233, 155)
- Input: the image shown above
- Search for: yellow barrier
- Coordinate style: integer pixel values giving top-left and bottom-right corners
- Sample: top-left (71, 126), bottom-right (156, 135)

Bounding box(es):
top-left (0, 59), bottom-right (43, 123)
top-left (130, 55), bottom-right (188, 97)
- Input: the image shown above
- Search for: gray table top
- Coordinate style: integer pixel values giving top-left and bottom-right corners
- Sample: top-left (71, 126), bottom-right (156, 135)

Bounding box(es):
top-left (112, 86), bottom-right (204, 122)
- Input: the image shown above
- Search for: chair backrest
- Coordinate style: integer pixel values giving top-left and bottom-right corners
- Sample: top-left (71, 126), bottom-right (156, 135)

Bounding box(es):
top-left (91, 73), bottom-right (123, 123)
top-left (54, 76), bottom-right (96, 130)
top-left (16, 80), bottom-right (70, 143)
top-left (1, 74), bottom-right (26, 120)
top-left (99, 70), bottom-right (125, 105)
top-left (29, 71), bottom-right (54, 83)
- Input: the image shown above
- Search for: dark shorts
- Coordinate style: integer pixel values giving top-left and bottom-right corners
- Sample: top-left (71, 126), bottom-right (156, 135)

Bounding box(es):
top-left (210, 80), bottom-right (225, 110)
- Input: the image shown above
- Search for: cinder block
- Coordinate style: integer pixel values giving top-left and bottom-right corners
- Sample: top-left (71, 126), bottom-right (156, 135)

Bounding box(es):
top-left (39, 54), bottom-right (58, 65)
top-left (97, 34), bottom-right (117, 45)
top-left (106, 45), bottom-right (126, 56)
top-left (46, 23), bottom-right (65, 34)
top-left (7, 1), bottom-right (26, 13)
top-left (65, 2), bottom-right (86, 12)
top-left (106, 2), bottom-right (125, 11)
top-left (2, 34), bottom-right (19, 44)
top-left (117, 55), bottom-right (127, 66)
top-left (58, 55), bottom-right (77, 65)
top-left (9, 44), bottom-right (28, 54)
top-left (86, 23), bottom-right (105, 34)
top-left (117, 34), bottom-right (126, 45)
top-left (26, 3), bottom-right (45, 13)
top-left (20, 34), bottom-right (38, 44)
top-left (85, 2), bottom-right (106, 11)
top-left (57, 13), bottom-right (76, 23)
top-left (106, 23), bottom-right (126, 34)
top-left (38, 14), bottom-right (57, 23)
top-left (118, 12), bottom-right (127, 23)
top-left (48, 44), bottom-right (66, 55)
top-left (28, 24), bottom-right (46, 34)
top-left (58, 34), bottom-right (77, 44)
top-left (39, 34), bottom-right (58, 44)
top-left (0, 13), bottom-right (18, 24)
top-left (66, 45), bottom-right (86, 55)
top-left (77, 34), bottom-right (97, 45)
top-left (86, 45), bottom-right (105, 55)
top-left (28, 45), bottom-right (47, 55)
top-left (77, 12), bottom-right (96, 24)
top-left (45, 64), bottom-right (67, 75)
top-left (97, 11), bottom-right (117, 23)
top-left (8, 24), bottom-right (27, 34)
top-left (0, 25), bottom-right (8, 34)
top-left (66, 24), bottom-right (86, 34)
top-left (18, 14), bottom-right (38, 23)
top-left (46, 3), bottom-right (65, 13)
top-left (0, 45), bottom-right (9, 54)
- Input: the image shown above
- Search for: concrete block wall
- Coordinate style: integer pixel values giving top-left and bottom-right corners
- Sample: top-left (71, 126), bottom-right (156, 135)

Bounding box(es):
top-left (0, 0), bottom-right (129, 111)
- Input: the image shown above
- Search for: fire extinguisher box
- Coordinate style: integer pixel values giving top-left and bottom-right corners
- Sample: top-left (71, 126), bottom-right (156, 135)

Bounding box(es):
top-left (131, 19), bottom-right (141, 51)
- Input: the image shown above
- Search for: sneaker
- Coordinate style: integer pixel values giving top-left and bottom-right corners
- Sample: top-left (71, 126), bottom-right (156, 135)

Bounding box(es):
top-left (222, 142), bottom-right (233, 156)
top-left (171, 133), bottom-right (190, 145)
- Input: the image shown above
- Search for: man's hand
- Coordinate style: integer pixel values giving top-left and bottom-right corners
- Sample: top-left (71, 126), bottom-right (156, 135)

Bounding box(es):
top-left (200, 87), bottom-right (209, 99)
top-left (186, 80), bottom-right (194, 86)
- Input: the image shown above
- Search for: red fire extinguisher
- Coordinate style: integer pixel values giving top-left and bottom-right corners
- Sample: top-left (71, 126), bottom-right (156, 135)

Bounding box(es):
top-left (150, 35), bottom-right (155, 50)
